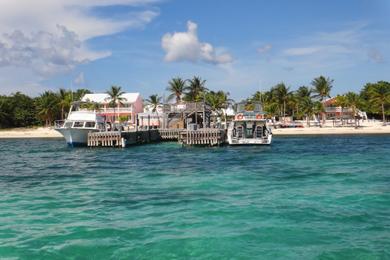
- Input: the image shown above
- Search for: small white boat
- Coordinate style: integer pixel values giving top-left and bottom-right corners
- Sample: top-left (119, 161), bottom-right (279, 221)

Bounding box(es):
top-left (55, 102), bottom-right (105, 146)
top-left (227, 112), bottom-right (272, 145)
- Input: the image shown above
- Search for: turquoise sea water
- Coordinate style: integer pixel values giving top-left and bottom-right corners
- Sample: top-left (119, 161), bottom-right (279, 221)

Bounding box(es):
top-left (0, 135), bottom-right (389, 259)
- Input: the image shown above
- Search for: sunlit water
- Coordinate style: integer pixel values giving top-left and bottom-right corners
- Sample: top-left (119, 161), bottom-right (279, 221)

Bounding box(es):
top-left (0, 135), bottom-right (389, 259)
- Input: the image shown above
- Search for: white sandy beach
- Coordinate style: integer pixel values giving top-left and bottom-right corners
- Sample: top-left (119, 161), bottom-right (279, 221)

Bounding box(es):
top-left (272, 125), bottom-right (390, 135)
top-left (0, 127), bottom-right (62, 139)
top-left (272, 121), bottom-right (390, 135)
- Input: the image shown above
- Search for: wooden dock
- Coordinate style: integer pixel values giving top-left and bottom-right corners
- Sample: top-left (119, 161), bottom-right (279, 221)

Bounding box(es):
top-left (88, 131), bottom-right (124, 147)
top-left (87, 130), bottom-right (161, 147)
top-left (87, 128), bottom-right (226, 147)
top-left (159, 129), bottom-right (183, 140)
top-left (179, 129), bottom-right (226, 146)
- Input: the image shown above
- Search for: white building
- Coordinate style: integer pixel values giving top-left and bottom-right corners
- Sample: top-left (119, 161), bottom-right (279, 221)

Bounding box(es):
top-left (81, 93), bottom-right (143, 124)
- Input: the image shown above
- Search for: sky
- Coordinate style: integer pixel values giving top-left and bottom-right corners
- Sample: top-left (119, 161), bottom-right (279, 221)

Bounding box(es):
top-left (0, 0), bottom-right (389, 100)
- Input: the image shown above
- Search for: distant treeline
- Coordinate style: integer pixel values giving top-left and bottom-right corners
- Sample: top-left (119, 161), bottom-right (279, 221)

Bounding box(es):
top-left (0, 89), bottom-right (91, 128)
top-left (244, 78), bottom-right (390, 123)
top-left (0, 76), bottom-right (389, 129)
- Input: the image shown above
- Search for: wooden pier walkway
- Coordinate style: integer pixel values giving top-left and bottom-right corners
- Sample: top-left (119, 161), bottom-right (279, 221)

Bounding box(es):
top-left (159, 129), bottom-right (183, 140)
top-left (87, 128), bottom-right (226, 147)
top-left (88, 131), bottom-right (124, 147)
top-left (179, 129), bottom-right (226, 146)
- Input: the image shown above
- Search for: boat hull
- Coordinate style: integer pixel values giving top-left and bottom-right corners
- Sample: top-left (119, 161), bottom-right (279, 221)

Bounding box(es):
top-left (228, 134), bottom-right (272, 145)
top-left (55, 128), bottom-right (98, 146)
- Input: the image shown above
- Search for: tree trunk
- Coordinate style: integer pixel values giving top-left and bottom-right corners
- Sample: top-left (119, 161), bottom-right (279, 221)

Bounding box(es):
top-left (382, 103), bottom-right (385, 125)
top-left (322, 112), bottom-right (326, 126)
top-left (283, 101), bottom-right (286, 124)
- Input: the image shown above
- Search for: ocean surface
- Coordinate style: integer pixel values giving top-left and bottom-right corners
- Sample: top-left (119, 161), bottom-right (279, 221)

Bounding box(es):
top-left (0, 135), bottom-right (389, 259)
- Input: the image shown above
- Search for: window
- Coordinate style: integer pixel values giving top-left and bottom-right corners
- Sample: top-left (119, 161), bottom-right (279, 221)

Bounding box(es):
top-left (73, 122), bottom-right (84, 127)
top-left (85, 122), bottom-right (96, 128)
top-left (64, 122), bottom-right (73, 128)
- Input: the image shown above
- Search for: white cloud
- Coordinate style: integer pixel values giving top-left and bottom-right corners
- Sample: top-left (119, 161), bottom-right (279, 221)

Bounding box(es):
top-left (0, 25), bottom-right (110, 76)
top-left (161, 21), bottom-right (233, 64)
top-left (0, 0), bottom-right (159, 94)
top-left (0, 1), bottom-right (159, 41)
top-left (276, 24), bottom-right (388, 70)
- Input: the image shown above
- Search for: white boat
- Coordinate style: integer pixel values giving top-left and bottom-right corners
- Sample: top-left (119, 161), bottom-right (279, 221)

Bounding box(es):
top-left (55, 103), bottom-right (105, 146)
top-left (227, 112), bottom-right (272, 145)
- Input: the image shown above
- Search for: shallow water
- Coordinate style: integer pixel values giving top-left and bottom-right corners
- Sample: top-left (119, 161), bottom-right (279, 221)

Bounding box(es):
top-left (0, 135), bottom-right (389, 259)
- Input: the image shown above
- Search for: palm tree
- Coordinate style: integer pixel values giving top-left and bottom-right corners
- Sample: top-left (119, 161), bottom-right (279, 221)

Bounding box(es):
top-left (167, 77), bottom-right (187, 103)
top-left (311, 76), bottom-right (333, 100)
top-left (106, 85), bottom-right (125, 122)
top-left (287, 93), bottom-right (298, 118)
top-left (368, 81), bottom-right (390, 124)
top-left (295, 86), bottom-right (311, 119)
top-left (146, 94), bottom-right (162, 112)
top-left (58, 88), bottom-right (72, 120)
top-left (82, 102), bottom-right (101, 112)
top-left (313, 101), bottom-right (325, 126)
top-left (296, 86), bottom-right (312, 99)
top-left (73, 88), bottom-right (91, 101)
top-left (271, 83), bottom-right (291, 123)
top-left (311, 76), bottom-right (333, 124)
top-left (36, 91), bottom-right (59, 127)
top-left (299, 97), bottom-right (315, 127)
top-left (206, 91), bottom-right (233, 126)
top-left (184, 76), bottom-right (208, 102)
top-left (251, 91), bottom-right (272, 111)
top-left (345, 92), bottom-right (361, 128)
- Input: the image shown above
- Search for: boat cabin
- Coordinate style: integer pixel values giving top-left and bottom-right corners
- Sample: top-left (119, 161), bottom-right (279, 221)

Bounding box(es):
top-left (232, 112), bottom-right (269, 139)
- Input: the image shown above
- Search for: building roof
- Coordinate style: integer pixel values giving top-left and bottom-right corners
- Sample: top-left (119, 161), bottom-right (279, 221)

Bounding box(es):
top-left (322, 97), bottom-right (337, 106)
top-left (81, 93), bottom-right (141, 104)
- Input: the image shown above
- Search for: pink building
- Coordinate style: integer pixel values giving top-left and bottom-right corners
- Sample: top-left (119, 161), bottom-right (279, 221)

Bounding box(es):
top-left (81, 93), bottom-right (143, 124)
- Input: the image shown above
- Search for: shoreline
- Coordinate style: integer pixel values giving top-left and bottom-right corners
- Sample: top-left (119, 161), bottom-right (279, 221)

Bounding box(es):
top-left (1, 125), bottom-right (390, 139)
top-left (0, 127), bottom-right (62, 139)
top-left (272, 126), bottom-right (390, 135)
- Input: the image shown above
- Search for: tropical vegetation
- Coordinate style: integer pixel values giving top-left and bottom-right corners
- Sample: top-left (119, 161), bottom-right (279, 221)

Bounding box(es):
top-left (0, 76), bottom-right (389, 129)
top-left (146, 94), bottom-right (162, 112)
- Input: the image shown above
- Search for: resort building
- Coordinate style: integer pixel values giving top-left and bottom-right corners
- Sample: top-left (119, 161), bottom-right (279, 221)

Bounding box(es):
top-left (322, 97), bottom-right (367, 120)
top-left (138, 104), bottom-right (165, 128)
top-left (137, 102), bottom-right (212, 129)
top-left (164, 102), bottom-right (212, 129)
top-left (81, 93), bottom-right (143, 124)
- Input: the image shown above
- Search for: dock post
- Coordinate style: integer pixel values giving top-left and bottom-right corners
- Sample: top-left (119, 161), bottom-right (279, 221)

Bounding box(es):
top-left (136, 114), bottom-right (139, 132)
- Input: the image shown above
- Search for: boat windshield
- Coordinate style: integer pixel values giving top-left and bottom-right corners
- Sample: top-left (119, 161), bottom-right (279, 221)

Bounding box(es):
top-left (85, 122), bottom-right (96, 128)
top-left (234, 121), bottom-right (267, 139)
top-left (73, 122), bottom-right (84, 128)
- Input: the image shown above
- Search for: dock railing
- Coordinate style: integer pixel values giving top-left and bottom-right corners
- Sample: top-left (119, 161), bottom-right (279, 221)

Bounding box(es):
top-left (179, 128), bottom-right (226, 146)
top-left (159, 129), bottom-right (183, 140)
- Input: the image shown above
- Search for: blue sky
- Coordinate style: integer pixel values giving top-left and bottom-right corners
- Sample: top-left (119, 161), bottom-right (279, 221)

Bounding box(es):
top-left (0, 0), bottom-right (389, 100)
